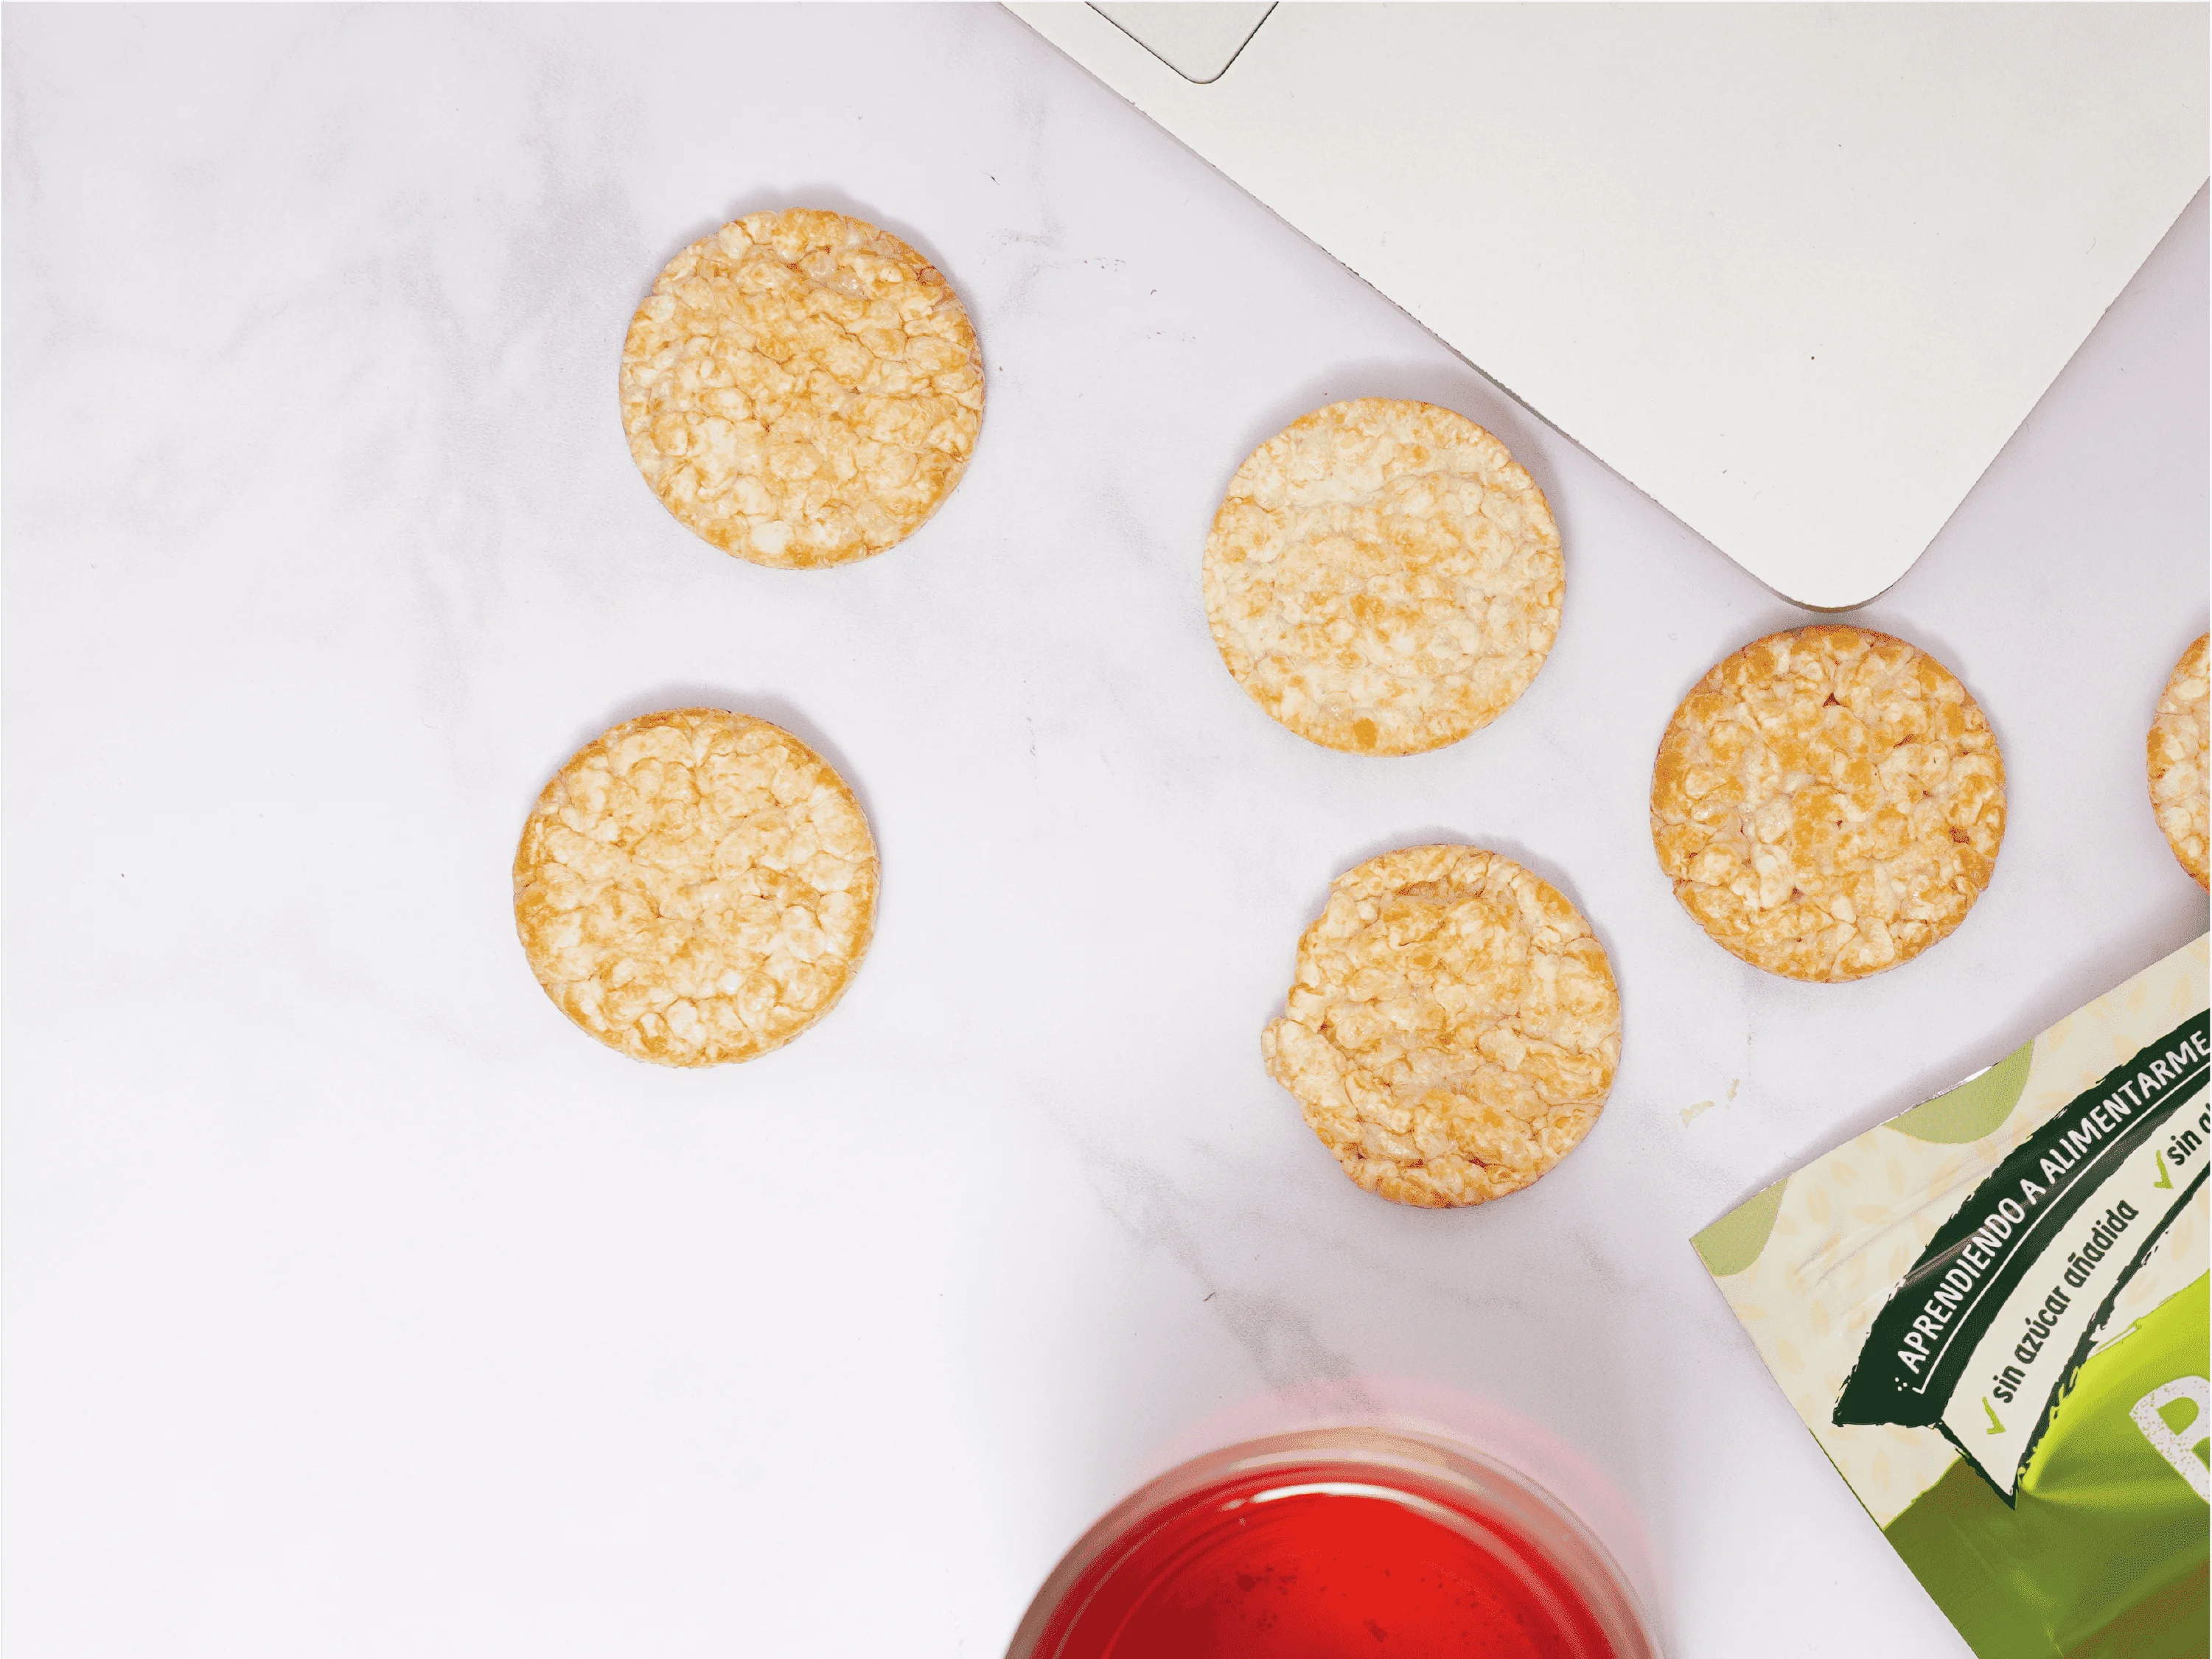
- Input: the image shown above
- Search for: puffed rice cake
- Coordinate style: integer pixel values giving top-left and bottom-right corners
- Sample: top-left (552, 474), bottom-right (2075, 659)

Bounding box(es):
top-left (621, 209), bottom-right (983, 568)
top-left (1203, 399), bottom-right (1563, 755)
top-left (1650, 625), bottom-right (2006, 982)
top-left (1262, 845), bottom-right (1621, 1207)
top-left (514, 708), bottom-right (878, 1066)
top-left (2148, 632), bottom-right (2208, 889)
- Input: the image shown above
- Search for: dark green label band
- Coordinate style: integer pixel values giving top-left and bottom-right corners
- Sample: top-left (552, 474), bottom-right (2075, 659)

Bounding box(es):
top-left (1835, 1012), bottom-right (2209, 1443)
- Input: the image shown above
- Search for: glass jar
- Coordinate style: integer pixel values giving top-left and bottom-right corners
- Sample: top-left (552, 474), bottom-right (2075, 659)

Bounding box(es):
top-left (1008, 1426), bottom-right (1659, 1659)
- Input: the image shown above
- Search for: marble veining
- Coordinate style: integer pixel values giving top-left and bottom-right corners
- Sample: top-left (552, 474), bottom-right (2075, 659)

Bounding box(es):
top-left (5, 7), bottom-right (2205, 1657)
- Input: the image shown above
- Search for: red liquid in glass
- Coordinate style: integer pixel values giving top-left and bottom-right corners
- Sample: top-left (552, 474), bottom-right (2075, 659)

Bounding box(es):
top-left (1033, 1461), bottom-right (1616, 1659)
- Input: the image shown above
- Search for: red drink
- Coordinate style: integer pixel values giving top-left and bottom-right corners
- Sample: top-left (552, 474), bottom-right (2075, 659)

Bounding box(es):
top-left (1010, 1431), bottom-right (1652, 1659)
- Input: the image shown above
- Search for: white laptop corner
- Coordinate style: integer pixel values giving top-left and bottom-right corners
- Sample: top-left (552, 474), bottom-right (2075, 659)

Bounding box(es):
top-left (1011, 2), bottom-right (2209, 608)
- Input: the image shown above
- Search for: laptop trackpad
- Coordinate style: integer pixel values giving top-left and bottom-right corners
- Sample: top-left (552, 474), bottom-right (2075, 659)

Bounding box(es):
top-left (1091, 2), bottom-right (1272, 85)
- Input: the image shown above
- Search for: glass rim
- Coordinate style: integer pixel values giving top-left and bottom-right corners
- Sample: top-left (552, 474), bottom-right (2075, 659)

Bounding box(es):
top-left (1006, 1425), bottom-right (1661, 1659)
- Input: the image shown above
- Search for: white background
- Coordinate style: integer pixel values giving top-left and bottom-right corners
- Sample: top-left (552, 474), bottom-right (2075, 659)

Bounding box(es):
top-left (5, 8), bottom-right (2205, 1656)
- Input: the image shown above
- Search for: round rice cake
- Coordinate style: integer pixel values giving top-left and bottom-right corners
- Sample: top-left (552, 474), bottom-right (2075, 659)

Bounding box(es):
top-left (513, 708), bottom-right (878, 1066)
top-left (2148, 632), bottom-right (2209, 889)
top-left (1202, 399), bottom-right (1563, 755)
top-left (1261, 845), bottom-right (1620, 1208)
top-left (1650, 626), bottom-right (2006, 982)
top-left (620, 209), bottom-right (983, 568)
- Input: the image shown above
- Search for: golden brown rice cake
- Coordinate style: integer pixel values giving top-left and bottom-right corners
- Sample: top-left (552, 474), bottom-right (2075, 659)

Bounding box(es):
top-left (1203, 399), bottom-right (1562, 754)
top-left (2148, 632), bottom-right (2208, 889)
top-left (514, 708), bottom-right (878, 1065)
top-left (1650, 626), bottom-right (2005, 982)
top-left (1263, 845), bottom-right (1620, 1207)
top-left (621, 209), bottom-right (983, 567)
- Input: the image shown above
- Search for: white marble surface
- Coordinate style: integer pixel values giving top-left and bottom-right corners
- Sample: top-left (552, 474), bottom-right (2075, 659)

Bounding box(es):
top-left (4, 7), bottom-right (2205, 1656)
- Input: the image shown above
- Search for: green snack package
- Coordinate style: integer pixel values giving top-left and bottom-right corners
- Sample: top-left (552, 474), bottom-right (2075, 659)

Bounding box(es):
top-left (1697, 935), bottom-right (2210, 1658)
